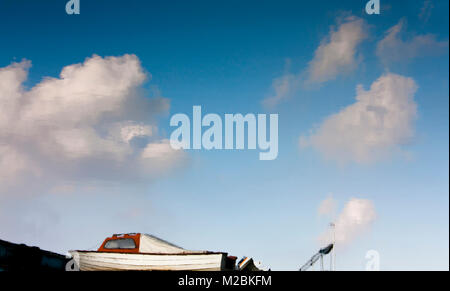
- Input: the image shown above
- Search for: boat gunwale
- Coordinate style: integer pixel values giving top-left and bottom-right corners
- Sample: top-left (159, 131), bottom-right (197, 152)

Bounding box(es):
top-left (71, 250), bottom-right (228, 256)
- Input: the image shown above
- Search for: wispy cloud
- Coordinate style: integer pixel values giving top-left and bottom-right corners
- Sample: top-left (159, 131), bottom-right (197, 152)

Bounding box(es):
top-left (305, 16), bottom-right (367, 85)
top-left (263, 16), bottom-right (367, 107)
top-left (419, 0), bottom-right (434, 23)
top-left (262, 71), bottom-right (299, 108)
top-left (376, 19), bottom-right (449, 65)
top-left (300, 73), bottom-right (418, 164)
top-left (0, 55), bottom-right (186, 195)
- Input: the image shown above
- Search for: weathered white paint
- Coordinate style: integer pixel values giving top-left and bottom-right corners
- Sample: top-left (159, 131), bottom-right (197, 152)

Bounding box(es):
top-left (69, 251), bottom-right (226, 271)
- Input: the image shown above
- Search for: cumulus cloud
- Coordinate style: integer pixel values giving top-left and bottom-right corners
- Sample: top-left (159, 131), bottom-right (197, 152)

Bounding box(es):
top-left (0, 55), bottom-right (185, 194)
top-left (300, 73), bottom-right (418, 164)
top-left (376, 19), bottom-right (449, 65)
top-left (306, 16), bottom-right (367, 84)
top-left (319, 198), bottom-right (376, 246)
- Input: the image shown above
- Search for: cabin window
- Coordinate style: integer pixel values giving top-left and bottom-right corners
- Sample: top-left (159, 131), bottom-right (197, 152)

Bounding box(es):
top-left (104, 238), bottom-right (136, 249)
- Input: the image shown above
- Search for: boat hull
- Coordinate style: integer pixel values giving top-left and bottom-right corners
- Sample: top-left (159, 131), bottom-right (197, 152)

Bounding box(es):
top-left (70, 251), bottom-right (227, 271)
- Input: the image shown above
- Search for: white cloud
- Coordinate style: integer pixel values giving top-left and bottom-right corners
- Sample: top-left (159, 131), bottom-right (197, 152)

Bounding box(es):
top-left (119, 123), bottom-right (155, 144)
top-left (306, 16), bottom-right (367, 84)
top-left (140, 139), bottom-right (187, 175)
top-left (141, 139), bottom-right (179, 159)
top-left (319, 198), bottom-right (376, 246)
top-left (0, 55), bottom-right (185, 194)
top-left (300, 73), bottom-right (418, 164)
top-left (376, 19), bottom-right (449, 65)
top-left (263, 16), bottom-right (367, 107)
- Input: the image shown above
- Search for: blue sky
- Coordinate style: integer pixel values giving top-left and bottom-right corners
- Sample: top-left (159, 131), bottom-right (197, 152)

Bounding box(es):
top-left (0, 0), bottom-right (448, 270)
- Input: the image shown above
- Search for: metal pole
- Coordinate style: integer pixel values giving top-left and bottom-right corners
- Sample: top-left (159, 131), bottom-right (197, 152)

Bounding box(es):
top-left (333, 226), bottom-right (336, 271)
top-left (330, 222), bottom-right (336, 271)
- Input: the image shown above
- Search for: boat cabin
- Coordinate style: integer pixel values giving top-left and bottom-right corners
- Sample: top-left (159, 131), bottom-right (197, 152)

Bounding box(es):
top-left (98, 233), bottom-right (141, 253)
top-left (98, 233), bottom-right (202, 254)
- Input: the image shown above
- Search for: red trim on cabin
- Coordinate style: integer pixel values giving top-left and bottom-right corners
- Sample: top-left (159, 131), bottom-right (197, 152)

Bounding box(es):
top-left (97, 233), bottom-right (141, 253)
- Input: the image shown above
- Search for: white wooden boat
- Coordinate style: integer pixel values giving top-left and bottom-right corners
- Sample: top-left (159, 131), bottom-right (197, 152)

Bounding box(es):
top-left (69, 233), bottom-right (236, 271)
